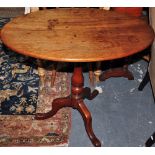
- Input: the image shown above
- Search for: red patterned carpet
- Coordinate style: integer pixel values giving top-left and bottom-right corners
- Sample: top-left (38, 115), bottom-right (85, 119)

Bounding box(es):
top-left (0, 71), bottom-right (71, 146)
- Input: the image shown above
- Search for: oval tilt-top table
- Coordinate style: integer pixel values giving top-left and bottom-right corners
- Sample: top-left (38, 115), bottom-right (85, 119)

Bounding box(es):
top-left (1, 8), bottom-right (154, 147)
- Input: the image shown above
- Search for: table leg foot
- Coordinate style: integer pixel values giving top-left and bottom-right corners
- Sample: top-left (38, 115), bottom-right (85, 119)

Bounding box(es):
top-left (99, 67), bottom-right (134, 81)
top-left (77, 100), bottom-right (101, 147)
top-left (83, 87), bottom-right (99, 100)
top-left (35, 97), bottom-right (72, 120)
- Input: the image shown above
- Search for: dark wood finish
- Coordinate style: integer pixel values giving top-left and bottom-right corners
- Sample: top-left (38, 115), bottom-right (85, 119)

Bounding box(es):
top-left (99, 58), bottom-right (134, 82)
top-left (83, 87), bottom-right (99, 100)
top-left (50, 62), bottom-right (57, 87)
top-left (88, 63), bottom-right (95, 86)
top-left (1, 8), bottom-right (154, 62)
top-left (1, 8), bottom-right (154, 147)
top-left (112, 7), bottom-right (143, 17)
top-left (99, 66), bottom-right (134, 81)
top-left (35, 65), bottom-right (101, 147)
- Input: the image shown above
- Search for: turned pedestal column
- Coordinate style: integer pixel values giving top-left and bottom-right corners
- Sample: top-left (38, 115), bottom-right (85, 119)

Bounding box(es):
top-left (35, 64), bottom-right (101, 147)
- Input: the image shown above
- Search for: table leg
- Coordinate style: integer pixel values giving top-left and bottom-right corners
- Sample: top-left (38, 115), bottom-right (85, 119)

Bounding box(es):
top-left (35, 64), bottom-right (101, 147)
top-left (99, 66), bottom-right (134, 81)
top-left (94, 61), bottom-right (102, 82)
top-left (88, 63), bottom-right (95, 87)
top-left (83, 87), bottom-right (99, 100)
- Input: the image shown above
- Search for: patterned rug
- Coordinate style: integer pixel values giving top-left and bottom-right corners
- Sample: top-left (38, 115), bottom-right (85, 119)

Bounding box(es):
top-left (0, 71), bottom-right (71, 146)
top-left (0, 45), bottom-right (39, 115)
top-left (0, 17), bottom-right (71, 146)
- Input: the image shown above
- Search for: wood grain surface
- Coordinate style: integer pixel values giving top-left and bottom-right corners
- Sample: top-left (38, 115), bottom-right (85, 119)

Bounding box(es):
top-left (1, 8), bottom-right (154, 62)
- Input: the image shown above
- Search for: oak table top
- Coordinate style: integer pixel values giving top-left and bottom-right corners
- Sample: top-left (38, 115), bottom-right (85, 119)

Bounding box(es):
top-left (1, 8), bottom-right (155, 147)
top-left (1, 8), bottom-right (154, 62)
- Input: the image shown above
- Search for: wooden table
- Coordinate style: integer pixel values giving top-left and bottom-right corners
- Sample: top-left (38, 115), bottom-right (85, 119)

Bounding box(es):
top-left (1, 8), bottom-right (154, 147)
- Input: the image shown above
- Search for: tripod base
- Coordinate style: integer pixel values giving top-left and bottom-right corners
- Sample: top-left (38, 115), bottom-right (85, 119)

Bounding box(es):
top-left (99, 66), bottom-right (134, 81)
top-left (35, 65), bottom-right (101, 147)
